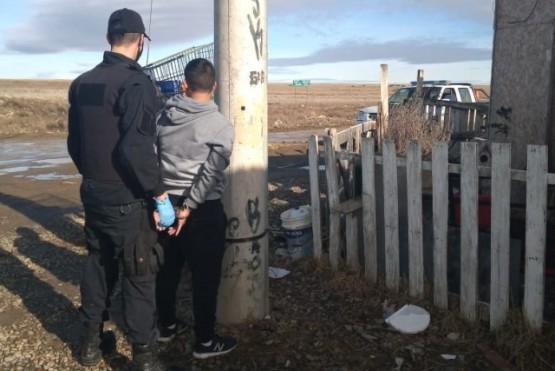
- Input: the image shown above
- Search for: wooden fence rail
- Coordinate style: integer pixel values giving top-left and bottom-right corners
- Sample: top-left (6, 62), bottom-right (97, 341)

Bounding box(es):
top-left (308, 131), bottom-right (554, 331)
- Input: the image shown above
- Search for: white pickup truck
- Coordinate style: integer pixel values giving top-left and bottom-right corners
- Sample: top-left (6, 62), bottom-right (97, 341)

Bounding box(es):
top-left (356, 81), bottom-right (489, 124)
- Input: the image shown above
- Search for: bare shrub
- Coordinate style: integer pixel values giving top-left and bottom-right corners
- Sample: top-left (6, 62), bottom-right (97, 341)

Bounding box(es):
top-left (382, 100), bottom-right (451, 158)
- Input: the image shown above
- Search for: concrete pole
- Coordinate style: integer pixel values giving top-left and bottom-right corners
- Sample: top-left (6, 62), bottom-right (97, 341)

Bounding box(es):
top-left (214, 0), bottom-right (269, 323)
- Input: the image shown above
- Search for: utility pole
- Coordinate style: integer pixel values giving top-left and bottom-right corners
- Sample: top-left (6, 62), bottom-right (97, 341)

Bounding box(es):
top-left (214, 0), bottom-right (269, 323)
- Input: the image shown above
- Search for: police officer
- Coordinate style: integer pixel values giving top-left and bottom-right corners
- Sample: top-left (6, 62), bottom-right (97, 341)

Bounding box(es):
top-left (67, 8), bottom-right (175, 370)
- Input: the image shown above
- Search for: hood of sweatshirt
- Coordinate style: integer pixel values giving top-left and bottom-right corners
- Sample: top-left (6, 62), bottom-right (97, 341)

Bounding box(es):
top-left (162, 94), bottom-right (218, 125)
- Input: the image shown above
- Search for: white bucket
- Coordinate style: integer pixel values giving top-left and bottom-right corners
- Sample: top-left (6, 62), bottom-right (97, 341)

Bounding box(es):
top-left (280, 205), bottom-right (313, 259)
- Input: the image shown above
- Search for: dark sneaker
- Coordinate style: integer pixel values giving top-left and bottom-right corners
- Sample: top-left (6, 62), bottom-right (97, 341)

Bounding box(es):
top-left (157, 319), bottom-right (188, 343)
top-left (193, 335), bottom-right (237, 359)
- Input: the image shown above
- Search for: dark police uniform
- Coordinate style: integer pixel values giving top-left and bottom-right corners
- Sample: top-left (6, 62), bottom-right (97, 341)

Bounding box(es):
top-left (68, 50), bottom-right (164, 346)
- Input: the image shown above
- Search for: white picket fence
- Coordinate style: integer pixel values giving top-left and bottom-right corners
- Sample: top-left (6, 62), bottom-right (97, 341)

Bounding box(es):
top-left (308, 132), bottom-right (555, 331)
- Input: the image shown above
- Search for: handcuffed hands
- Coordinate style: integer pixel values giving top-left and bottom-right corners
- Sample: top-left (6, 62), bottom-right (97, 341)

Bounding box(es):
top-left (167, 205), bottom-right (191, 236)
top-left (154, 195), bottom-right (175, 228)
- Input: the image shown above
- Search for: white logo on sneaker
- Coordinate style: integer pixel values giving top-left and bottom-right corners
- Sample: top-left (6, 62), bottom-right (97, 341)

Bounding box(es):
top-left (213, 342), bottom-right (225, 352)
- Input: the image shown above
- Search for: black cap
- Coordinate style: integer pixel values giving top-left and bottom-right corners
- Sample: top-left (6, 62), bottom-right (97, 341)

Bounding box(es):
top-left (107, 8), bottom-right (150, 40)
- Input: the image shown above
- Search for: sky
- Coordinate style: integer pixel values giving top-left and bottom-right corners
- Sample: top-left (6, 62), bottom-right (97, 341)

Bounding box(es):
top-left (0, 0), bottom-right (495, 84)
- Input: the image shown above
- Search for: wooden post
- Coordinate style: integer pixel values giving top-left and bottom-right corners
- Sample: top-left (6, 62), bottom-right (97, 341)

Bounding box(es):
top-left (523, 145), bottom-right (548, 331)
top-left (345, 212), bottom-right (359, 271)
top-left (215, 0), bottom-right (269, 323)
top-left (308, 134), bottom-right (323, 261)
top-left (323, 136), bottom-right (341, 270)
top-left (383, 140), bottom-right (399, 292)
top-left (432, 142), bottom-right (449, 309)
top-left (490, 143), bottom-right (511, 330)
top-left (460, 142), bottom-right (479, 323)
top-left (361, 138), bottom-right (378, 283)
top-left (380, 64), bottom-right (389, 136)
top-left (407, 140), bottom-right (424, 298)
top-left (416, 69), bottom-right (424, 98)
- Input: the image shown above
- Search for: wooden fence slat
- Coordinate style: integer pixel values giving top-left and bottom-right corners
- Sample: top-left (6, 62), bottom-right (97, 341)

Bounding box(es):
top-left (383, 140), bottom-right (400, 292)
top-left (353, 125), bottom-right (362, 153)
top-left (432, 142), bottom-right (449, 309)
top-left (407, 140), bottom-right (424, 298)
top-left (346, 213), bottom-right (359, 270)
top-left (308, 134), bottom-right (323, 261)
top-left (523, 145), bottom-right (548, 331)
top-left (490, 143), bottom-right (511, 330)
top-left (315, 128), bottom-right (553, 333)
top-left (329, 128), bottom-right (339, 150)
top-left (460, 141), bottom-right (479, 323)
top-left (361, 138), bottom-right (378, 283)
top-left (323, 136), bottom-right (341, 270)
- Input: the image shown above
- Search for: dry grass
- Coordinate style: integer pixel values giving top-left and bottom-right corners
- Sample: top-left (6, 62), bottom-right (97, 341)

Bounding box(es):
top-left (0, 96), bottom-right (68, 135)
top-left (0, 79), bottom-right (490, 138)
top-left (0, 79), bottom-right (401, 137)
top-left (382, 99), bottom-right (451, 158)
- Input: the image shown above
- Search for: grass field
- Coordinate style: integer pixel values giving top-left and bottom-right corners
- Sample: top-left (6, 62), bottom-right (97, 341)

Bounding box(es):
top-left (0, 79), bottom-right (490, 137)
top-left (0, 79), bottom-right (419, 137)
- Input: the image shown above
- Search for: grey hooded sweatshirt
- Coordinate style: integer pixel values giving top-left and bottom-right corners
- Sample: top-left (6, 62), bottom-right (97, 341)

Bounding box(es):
top-left (156, 94), bottom-right (234, 209)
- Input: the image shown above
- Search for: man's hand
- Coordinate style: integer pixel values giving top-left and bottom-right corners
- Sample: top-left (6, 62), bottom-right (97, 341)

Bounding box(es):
top-left (154, 193), bottom-right (175, 228)
top-left (152, 209), bottom-right (166, 231)
top-left (167, 205), bottom-right (191, 236)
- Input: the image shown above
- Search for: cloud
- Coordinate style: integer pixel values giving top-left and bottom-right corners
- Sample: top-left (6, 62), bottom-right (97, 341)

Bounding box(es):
top-left (0, 0), bottom-right (494, 83)
top-left (402, 0), bottom-right (495, 23)
top-left (271, 39), bottom-right (492, 66)
top-left (4, 0), bottom-right (494, 55)
top-left (4, 0), bottom-right (212, 54)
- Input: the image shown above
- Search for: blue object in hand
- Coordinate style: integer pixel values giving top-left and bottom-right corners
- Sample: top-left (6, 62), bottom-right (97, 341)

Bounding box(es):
top-left (154, 196), bottom-right (175, 227)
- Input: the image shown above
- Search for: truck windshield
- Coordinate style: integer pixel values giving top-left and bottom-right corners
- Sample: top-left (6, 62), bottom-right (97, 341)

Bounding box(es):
top-left (389, 88), bottom-right (413, 104)
top-left (389, 87), bottom-right (440, 104)
top-left (425, 87), bottom-right (441, 101)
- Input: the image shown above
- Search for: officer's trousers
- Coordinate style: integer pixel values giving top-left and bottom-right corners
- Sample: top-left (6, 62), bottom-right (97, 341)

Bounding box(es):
top-left (80, 201), bottom-right (159, 345)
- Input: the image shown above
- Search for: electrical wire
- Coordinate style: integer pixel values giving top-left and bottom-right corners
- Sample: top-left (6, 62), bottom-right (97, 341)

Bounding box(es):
top-left (146, 0), bottom-right (154, 64)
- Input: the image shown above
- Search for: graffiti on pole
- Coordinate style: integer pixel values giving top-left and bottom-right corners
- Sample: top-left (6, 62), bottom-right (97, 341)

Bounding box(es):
top-left (248, 0), bottom-right (265, 86)
top-left (227, 217), bottom-right (240, 238)
top-left (248, 0), bottom-right (263, 61)
top-left (247, 197), bottom-right (261, 233)
top-left (249, 70), bottom-right (265, 86)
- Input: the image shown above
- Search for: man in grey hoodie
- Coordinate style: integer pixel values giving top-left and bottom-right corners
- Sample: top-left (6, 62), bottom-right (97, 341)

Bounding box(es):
top-left (154, 58), bottom-right (237, 359)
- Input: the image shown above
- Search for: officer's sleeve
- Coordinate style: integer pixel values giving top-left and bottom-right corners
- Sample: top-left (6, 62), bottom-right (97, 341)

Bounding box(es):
top-left (116, 75), bottom-right (165, 198)
top-left (67, 79), bottom-right (82, 173)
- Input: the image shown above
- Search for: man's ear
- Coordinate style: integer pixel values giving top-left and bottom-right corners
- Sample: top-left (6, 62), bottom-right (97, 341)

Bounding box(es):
top-left (181, 80), bottom-right (188, 94)
top-left (211, 82), bottom-right (217, 94)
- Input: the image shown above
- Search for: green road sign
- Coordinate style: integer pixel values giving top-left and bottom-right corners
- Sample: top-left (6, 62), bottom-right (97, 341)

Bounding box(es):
top-left (292, 79), bottom-right (311, 86)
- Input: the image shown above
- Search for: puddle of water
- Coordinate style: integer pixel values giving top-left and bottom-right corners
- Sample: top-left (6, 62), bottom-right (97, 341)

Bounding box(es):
top-left (24, 173), bottom-right (81, 181)
top-left (0, 137), bottom-right (78, 180)
top-left (35, 158), bottom-right (73, 165)
top-left (1, 131), bottom-right (317, 180)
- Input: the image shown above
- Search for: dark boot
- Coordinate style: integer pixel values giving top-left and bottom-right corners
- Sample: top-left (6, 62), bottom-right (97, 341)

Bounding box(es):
top-left (79, 324), bottom-right (102, 366)
top-left (78, 323), bottom-right (117, 366)
top-left (131, 343), bottom-right (164, 371)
